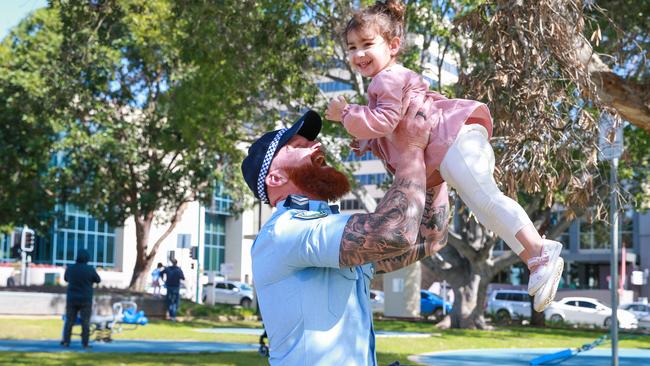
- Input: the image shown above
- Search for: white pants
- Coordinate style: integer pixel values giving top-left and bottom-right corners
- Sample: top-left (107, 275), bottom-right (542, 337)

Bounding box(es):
top-left (440, 124), bottom-right (529, 254)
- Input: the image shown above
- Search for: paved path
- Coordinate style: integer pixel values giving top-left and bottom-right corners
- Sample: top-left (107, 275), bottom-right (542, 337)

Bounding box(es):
top-left (409, 348), bottom-right (650, 366)
top-left (0, 339), bottom-right (257, 353)
top-left (195, 327), bottom-right (432, 338)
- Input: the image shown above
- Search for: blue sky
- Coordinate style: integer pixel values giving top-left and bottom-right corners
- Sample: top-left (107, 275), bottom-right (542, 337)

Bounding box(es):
top-left (0, 0), bottom-right (47, 39)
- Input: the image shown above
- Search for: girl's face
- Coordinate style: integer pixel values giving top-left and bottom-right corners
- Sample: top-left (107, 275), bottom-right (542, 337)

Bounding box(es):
top-left (346, 28), bottom-right (400, 78)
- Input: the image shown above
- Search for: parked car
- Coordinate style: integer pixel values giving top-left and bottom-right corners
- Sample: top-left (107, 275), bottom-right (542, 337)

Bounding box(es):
top-left (202, 280), bottom-right (254, 308)
top-left (370, 289), bottom-right (384, 314)
top-left (619, 302), bottom-right (650, 328)
top-left (486, 289), bottom-right (532, 324)
top-left (545, 297), bottom-right (638, 329)
top-left (421, 290), bottom-right (452, 320)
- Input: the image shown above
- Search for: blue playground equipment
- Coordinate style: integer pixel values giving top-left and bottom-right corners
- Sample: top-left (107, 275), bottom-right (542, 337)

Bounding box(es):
top-left (62, 301), bottom-right (149, 343)
top-left (529, 335), bottom-right (608, 365)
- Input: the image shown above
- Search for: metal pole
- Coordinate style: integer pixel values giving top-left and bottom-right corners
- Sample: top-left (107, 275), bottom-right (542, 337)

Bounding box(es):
top-left (195, 205), bottom-right (202, 303)
top-left (20, 226), bottom-right (26, 286)
top-left (610, 158), bottom-right (619, 366)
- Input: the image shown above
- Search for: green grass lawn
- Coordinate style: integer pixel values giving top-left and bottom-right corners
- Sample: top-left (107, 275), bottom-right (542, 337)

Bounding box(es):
top-left (1, 317), bottom-right (648, 365)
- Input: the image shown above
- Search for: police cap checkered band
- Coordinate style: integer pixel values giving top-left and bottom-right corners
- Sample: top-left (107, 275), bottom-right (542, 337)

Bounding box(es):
top-left (256, 128), bottom-right (287, 203)
top-left (241, 110), bottom-right (322, 204)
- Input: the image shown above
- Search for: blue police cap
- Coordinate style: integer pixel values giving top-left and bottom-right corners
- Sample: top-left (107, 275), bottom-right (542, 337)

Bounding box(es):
top-left (241, 110), bottom-right (322, 204)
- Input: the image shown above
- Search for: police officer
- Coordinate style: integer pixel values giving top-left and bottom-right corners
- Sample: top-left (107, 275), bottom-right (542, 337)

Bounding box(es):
top-left (240, 101), bottom-right (449, 365)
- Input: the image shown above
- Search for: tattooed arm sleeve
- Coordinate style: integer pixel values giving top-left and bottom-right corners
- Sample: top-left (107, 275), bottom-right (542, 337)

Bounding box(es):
top-left (339, 150), bottom-right (427, 267)
top-left (374, 183), bottom-right (450, 274)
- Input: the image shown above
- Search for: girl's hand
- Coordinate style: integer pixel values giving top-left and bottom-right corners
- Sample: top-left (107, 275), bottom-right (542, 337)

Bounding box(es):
top-left (325, 96), bottom-right (347, 122)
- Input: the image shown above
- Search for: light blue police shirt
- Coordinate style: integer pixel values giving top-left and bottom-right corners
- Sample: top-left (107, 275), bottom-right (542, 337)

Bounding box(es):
top-left (252, 198), bottom-right (376, 366)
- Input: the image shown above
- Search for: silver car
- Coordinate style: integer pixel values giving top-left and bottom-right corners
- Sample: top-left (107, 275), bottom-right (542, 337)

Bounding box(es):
top-left (486, 289), bottom-right (532, 324)
top-left (203, 280), bottom-right (255, 308)
top-left (619, 302), bottom-right (650, 328)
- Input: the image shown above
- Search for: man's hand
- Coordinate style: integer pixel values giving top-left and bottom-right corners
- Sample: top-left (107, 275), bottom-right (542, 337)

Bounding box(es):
top-left (339, 94), bottom-right (429, 268)
top-left (325, 96), bottom-right (347, 122)
top-left (390, 94), bottom-right (429, 151)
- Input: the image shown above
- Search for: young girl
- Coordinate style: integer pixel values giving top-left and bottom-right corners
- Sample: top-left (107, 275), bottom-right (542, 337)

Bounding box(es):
top-left (326, 0), bottom-right (563, 312)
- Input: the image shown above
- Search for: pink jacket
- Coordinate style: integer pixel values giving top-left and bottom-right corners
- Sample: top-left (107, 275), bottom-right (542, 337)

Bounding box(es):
top-left (341, 64), bottom-right (493, 187)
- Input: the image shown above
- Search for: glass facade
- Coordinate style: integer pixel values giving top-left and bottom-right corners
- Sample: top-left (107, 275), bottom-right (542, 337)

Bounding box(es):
top-left (203, 184), bottom-right (232, 273)
top-left (48, 204), bottom-right (116, 268)
top-left (343, 151), bottom-right (378, 162)
top-left (354, 173), bottom-right (388, 185)
top-left (579, 209), bottom-right (634, 250)
top-left (0, 232), bottom-right (12, 261)
top-left (316, 81), bottom-right (353, 93)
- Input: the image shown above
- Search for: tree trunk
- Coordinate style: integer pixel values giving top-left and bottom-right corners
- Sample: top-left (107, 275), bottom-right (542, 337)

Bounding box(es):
top-left (449, 271), bottom-right (490, 329)
top-left (127, 200), bottom-right (193, 292)
top-left (128, 217), bottom-right (153, 291)
top-left (531, 300), bottom-right (546, 327)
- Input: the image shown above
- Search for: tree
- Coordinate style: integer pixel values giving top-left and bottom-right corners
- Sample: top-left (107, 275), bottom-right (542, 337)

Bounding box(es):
top-left (51, 0), bottom-right (318, 290)
top-left (0, 1), bottom-right (317, 290)
top-left (0, 8), bottom-right (61, 232)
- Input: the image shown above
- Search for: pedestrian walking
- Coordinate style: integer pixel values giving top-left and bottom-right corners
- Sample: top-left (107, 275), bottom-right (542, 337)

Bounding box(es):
top-left (151, 262), bottom-right (163, 297)
top-left (161, 258), bottom-right (184, 321)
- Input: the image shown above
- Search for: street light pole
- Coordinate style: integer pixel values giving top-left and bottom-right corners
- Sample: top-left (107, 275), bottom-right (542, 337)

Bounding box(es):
top-left (610, 158), bottom-right (619, 366)
top-left (195, 205), bottom-right (202, 303)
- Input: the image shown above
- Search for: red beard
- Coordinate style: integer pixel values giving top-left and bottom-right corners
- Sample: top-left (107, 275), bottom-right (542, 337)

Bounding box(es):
top-left (286, 156), bottom-right (350, 202)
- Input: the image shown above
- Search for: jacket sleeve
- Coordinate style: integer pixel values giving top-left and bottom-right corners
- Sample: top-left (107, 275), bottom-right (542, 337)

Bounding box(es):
top-left (64, 268), bottom-right (69, 282)
top-left (341, 72), bottom-right (405, 139)
top-left (180, 269), bottom-right (185, 281)
top-left (92, 269), bottom-right (101, 284)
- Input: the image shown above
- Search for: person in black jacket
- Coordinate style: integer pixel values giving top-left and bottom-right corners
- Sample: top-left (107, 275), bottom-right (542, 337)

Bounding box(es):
top-left (161, 258), bottom-right (184, 321)
top-left (61, 249), bottom-right (101, 348)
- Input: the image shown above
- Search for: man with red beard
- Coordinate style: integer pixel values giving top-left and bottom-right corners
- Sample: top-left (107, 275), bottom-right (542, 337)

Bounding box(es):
top-left (241, 105), bottom-right (449, 366)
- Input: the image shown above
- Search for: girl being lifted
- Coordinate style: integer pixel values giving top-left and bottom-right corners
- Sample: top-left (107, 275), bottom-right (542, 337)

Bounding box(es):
top-left (326, 0), bottom-right (563, 312)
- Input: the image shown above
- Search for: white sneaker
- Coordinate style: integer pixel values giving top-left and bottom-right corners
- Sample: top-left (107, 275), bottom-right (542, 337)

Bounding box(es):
top-left (534, 257), bottom-right (564, 312)
top-left (527, 239), bottom-right (563, 296)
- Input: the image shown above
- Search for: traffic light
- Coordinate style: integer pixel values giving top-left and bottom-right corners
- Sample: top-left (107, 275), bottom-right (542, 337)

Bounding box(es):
top-left (21, 228), bottom-right (35, 252)
top-left (190, 246), bottom-right (199, 260)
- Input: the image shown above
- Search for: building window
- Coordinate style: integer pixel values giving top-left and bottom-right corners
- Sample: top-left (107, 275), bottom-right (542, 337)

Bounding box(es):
top-left (203, 212), bottom-right (226, 273)
top-left (0, 233), bottom-right (11, 261)
top-left (203, 182), bottom-right (231, 273)
top-left (342, 151), bottom-right (378, 162)
top-left (579, 209), bottom-right (634, 250)
top-left (340, 199), bottom-right (362, 211)
top-left (213, 183), bottom-right (233, 215)
top-left (316, 81), bottom-right (353, 93)
top-left (354, 173), bottom-right (387, 186)
top-left (50, 204), bottom-right (116, 268)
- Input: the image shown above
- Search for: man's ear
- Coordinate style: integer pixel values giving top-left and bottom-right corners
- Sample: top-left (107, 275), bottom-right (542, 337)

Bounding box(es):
top-left (389, 36), bottom-right (401, 57)
top-left (265, 168), bottom-right (288, 188)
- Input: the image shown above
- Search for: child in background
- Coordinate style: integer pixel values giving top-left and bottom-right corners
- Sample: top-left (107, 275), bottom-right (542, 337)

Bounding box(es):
top-left (326, 0), bottom-right (563, 311)
top-left (151, 263), bottom-right (163, 297)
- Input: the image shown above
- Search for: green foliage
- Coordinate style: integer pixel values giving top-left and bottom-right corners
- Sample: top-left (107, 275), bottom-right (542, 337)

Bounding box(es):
top-left (179, 300), bottom-right (256, 319)
top-left (1, 1), bottom-right (319, 231)
top-left (0, 8), bottom-right (62, 232)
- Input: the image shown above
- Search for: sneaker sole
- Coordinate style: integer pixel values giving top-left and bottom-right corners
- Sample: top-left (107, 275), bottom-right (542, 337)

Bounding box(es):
top-left (528, 243), bottom-right (563, 296)
top-left (534, 257), bottom-right (564, 312)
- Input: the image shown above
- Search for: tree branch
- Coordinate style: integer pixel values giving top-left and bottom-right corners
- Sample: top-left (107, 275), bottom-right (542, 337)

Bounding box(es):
top-left (447, 230), bottom-right (478, 262)
top-left (574, 34), bottom-right (650, 133)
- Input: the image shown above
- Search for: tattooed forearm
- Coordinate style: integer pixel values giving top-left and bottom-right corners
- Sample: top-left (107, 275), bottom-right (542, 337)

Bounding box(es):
top-left (374, 242), bottom-right (427, 274)
top-left (339, 177), bottom-right (426, 267)
top-left (374, 184), bottom-right (450, 273)
top-left (421, 184), bottom-right (450, 255)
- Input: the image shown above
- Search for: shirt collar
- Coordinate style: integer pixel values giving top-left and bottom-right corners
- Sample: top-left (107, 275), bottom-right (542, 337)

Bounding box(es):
top-left (278, 194), bottom-right (340, 214)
